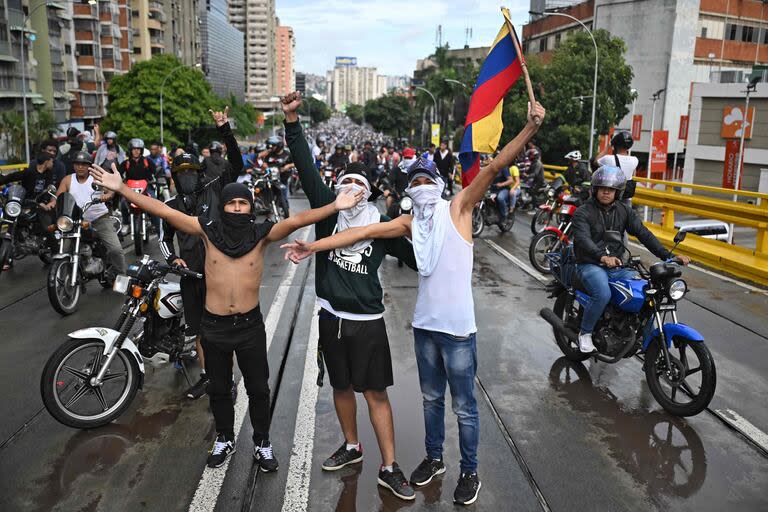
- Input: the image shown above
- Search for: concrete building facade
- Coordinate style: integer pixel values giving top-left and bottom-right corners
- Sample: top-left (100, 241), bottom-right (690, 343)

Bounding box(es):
top-left (326, 63), bottom-right (386, 110)
top-left (275, 24), bottom-right (293, 95)
top-left (229, 0), bottom-right (276, 108)
top-left (130, 0), bottom-right (166, 62)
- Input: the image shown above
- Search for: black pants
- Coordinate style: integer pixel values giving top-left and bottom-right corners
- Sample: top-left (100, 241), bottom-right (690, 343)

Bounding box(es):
top-left (440, 172), bottom-right (453, 195)
top-left (200, 306), bottom-right (270, 444)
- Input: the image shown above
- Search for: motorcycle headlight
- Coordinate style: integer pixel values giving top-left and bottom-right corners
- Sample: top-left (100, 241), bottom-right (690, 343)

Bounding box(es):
top-left (667, 279), bottom-right (687, 301)
top-left (400, 197), bottom-right (413, 211)
top-left (56, 215), bottom-right (74, 232)
top-left (548, 189), bottom-right (555, 198)
top-left (4, 201), bottom-right (21, 218)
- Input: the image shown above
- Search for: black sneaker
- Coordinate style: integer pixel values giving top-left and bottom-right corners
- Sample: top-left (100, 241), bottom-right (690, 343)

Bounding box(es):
top-left (254, 441), bottom-right (279, 473)
top-left (186, 375), bottom-right (209, 399)
top-left (409, 457), bottom-right (446, 487)
top-left (206, 434), bottom-right (235, 468)
top-left (377, 462), bottom-right (415, 501)
top-left (322, 442), bottom-right (363, 471)
top-left (454, 472), bottom-right (482, 506)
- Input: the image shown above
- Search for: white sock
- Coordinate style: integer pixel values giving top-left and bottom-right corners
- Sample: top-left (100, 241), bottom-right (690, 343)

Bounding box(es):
top-left (381, 464), bottom-right (393, 473)
top-left (346, 442), bottom-right (360, 452)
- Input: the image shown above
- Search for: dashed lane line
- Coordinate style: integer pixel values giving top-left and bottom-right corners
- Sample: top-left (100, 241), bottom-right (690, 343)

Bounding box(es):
top-left (187, 227), bottom-right (310, 512)
top-left (280, 304), bottom-right (321, 512)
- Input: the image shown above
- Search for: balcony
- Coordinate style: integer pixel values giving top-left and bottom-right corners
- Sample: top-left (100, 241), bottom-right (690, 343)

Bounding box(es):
top-left (80, 80), bottom-right (97, 91)
top-left (102, 58), bottom-right (115, 70)
top-left (73, 4), bottom-right (96, 17)
top-left (75, 30), bottom-right (95, 41)
top-left (101, 36), bottom-right (113, 46)
top-left (78, 55), bottom-right (95, 66)
top-left (148, 1), bottom-right (163, 11)
top-left (148, 18), bottom-right (163, 31)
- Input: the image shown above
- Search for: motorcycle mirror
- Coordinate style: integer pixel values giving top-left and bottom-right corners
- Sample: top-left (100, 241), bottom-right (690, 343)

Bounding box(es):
top-left (673, 230), bottom-right (687, 244)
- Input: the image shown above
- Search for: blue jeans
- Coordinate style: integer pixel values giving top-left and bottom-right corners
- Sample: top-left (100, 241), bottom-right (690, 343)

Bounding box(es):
top-left (413, 328), bottom-right (479, 473)
top-left (577, 264), bottom-right (638, 333)
top-left (495, 188), bottom-right (510, 218)
top-left (509, 187), bottom-right (521, 209)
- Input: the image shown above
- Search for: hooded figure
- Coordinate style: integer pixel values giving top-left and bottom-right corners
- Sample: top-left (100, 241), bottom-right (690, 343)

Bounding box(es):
top-left (199, 183), bottom-right (274, 258)
top-left (172, 153), bottom-right (203, 214)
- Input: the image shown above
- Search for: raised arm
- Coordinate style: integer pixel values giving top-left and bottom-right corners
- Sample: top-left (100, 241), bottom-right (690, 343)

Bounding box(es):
top-left (266, 188), bottom-right (364, 243)
top-left (281, 216), bottom-right (412, 263)
top-left (90, 164), bottom-right (203, 236)
top-left (455, 102), bottom-right (545, 213)
top-left (209, 107), bottom-right (243, 184)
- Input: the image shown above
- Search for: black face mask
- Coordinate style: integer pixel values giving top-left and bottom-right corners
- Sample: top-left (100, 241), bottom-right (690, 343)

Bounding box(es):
top-left (70, 140), bottom-right (83, 152)
top-left (174, 172), bottom-right (200, 196)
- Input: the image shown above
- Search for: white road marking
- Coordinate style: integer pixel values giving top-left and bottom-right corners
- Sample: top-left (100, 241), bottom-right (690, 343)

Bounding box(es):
top-left (489, 236), bottom-right (768, 456)
top-left (627, 241), bottom-right (768, 296)
top-left (281, 304), bottom-right (321, 512)
top-left (484, 239), bottom-right (547, 284)
top-left (714, 409), bottom-right (768, 455)
top-left (188, 227), bottom-right (310, 512)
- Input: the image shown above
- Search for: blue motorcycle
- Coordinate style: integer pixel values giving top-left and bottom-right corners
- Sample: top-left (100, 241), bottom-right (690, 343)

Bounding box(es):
top-left (540, 231), bottom-right (717, 417)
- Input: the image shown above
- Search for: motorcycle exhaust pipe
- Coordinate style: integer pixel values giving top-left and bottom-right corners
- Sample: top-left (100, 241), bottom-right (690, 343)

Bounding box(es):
top-left (539, 308), bottom-right (579, 343)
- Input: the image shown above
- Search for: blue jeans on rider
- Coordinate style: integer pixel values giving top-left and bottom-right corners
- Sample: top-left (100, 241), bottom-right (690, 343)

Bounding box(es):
top-left (413, 328), bottom-right (479, 474)
top-left (495, 188), bottom-right (510, 218)
top-left (577, 264), bottom-right (639, 334)
top-left (280, 184), bottom-right (289, 211)
top-left (509, 187), bottom-right (521, 209)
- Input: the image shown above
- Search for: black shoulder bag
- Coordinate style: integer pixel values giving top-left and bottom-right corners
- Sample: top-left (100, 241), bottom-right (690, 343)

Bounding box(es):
top-left (615, 154), bottom-right (636, 200)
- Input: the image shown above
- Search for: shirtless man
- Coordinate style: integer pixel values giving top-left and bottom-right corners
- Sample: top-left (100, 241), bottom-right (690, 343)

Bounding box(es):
top-left (90, 162), bottom-right (363, 471)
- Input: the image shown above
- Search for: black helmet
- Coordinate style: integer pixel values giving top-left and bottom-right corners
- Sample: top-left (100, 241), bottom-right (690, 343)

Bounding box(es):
top-left (335, 143), bottom-right (344, 151)
top-left (128, 138), bottom-right (145, 151)
top-left (255, 143), bottom-right (267, 152)
top-left (611, 130), bottom-right (634, 150)
top-left (591, 165), bottom-right (626, 192)
top-left (72, 151), bottom-right (93, 165)
top-left (172, 153), bottom-right (201, 172)
top-left (210, 141), bottom-right (223, 153)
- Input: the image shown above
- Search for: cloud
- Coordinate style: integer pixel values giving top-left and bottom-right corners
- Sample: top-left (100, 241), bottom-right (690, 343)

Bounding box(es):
top-left (276, 0), bottom-right (530, 77)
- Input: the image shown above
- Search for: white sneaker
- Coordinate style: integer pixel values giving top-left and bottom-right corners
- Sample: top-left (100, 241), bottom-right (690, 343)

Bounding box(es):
top-left (578, 333), bottom-right (597, 353)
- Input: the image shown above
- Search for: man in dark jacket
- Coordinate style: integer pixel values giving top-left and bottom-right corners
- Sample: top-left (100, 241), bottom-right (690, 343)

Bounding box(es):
top-left (432, 139), bottom-right (454, 196)
top-left (159, 109), bottom-right (243, 399)
top-left (571, 166), bottom-right (690, 353)
top-left (202, 141), bottom-right (230, 181)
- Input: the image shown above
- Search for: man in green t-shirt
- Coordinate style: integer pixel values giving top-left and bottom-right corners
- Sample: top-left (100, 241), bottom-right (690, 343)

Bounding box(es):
top-left (281, 92), bottom-right (417, 501)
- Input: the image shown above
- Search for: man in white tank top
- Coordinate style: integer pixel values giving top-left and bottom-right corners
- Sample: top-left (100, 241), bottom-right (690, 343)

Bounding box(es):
top-left (283, 102), bottom-right (546, 506)
top-left (55, 151), bottom-right (125, 274)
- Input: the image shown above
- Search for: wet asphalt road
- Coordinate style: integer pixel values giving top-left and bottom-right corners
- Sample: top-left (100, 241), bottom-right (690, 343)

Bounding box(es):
top-left (0, 195), bottom-right (766, 512)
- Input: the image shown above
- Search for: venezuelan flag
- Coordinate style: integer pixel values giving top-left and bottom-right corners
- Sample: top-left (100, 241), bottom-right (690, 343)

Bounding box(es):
top-left (459, 11), bottom-right (523, 187)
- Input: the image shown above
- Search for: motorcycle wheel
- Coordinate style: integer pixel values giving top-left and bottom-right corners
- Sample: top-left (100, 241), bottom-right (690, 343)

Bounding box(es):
top-left (644, 339), bottom-right (716, 417)
top-left (133, 214), bottom-right (143, 256)
top-left (529, 231), bottom-right (561, 274)
top-left (48, 259), bottom-right (82, 315)
top-left (498, 212), bottom-right (515, 232)
top-left (39, 247), bottom-right (53, 265)
top-left (471, 207), bottom-right (484, 237)
top-left (0, 239), bottom-right (11, 272)
top-left (531, 209), bottom-right (552, 235)
top-left (552, 293), bottom-right (591, 362)
top-left (40, 338), bottom-right (140, 429)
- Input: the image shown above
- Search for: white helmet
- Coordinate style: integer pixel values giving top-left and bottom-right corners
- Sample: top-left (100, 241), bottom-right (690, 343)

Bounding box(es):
top-left (565, 150), bottom-right (582, 161)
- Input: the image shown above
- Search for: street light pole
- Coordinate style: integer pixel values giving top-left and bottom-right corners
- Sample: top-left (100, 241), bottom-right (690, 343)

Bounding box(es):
top-left (531, 10), bottom-right (598, 158)
top-left (628, 88), bottom-right (637, 156)
top-left (160, 63), bottom-right (200, 147)
top-left (728, 78), bottom-right (759, 243)
top-left (415, 86), bottom-right (437, 124)
top-left (645, 88), bottom-right (664, 222)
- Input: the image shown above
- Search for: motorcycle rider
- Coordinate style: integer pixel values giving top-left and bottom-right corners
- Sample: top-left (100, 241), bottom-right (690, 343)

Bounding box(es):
top-left (261, 136), bottom-right (294, 217)
top-left (95, 130), bottom-right (126, 168)
top-left (39, 139), bottom-right (68, 186)
top-left (313, 136), bottom-right (327, 167)
top-left (433, 139), bottom-right (454, 197)
top-left (384, 147), bottom-right (415, 215)
top-left (55, 151), bottom-right (125, 276)
top-left (282, 101), bottom-right (547, 507)
top-left (593, 131), bottom-right (638, 200)
top-left (202, 141), bottom-right (229, 181)
top-left (490, 162), bottom-right (515, 223)
top-left (120, 138), bottom-right (159, 235)
top-left (149, 142), bottom-right (171, 182)
top-left (361, 140), bottom-right (378, 174)
top-left (571, 166), bottom-right (690, 353)
top-left (563, 150), bottom-right (590, 190)
top-left (90, 153), bottom-right (364, 473)
top-left (281, 92), bottom-right (418, 501)
top-left (328, 143), bottom-right (349, 169)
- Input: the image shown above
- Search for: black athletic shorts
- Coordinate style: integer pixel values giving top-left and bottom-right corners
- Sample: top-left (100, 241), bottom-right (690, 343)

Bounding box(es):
top-left (318, 309), bottom-right (393, 392)
top-left (180, 276), bottom-right (205, 336)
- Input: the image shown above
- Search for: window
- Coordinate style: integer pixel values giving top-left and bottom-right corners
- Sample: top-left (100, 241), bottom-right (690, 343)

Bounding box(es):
top-left (101, 47), bottom-right (113, 59)
top-left (80, 94), bottom-right (98, 107)
top-left (701, 27), bottom-right (707, 38)
top-left (76, 44), bottom-right (94, 56)
top-left (555, 33), bottom-right (562, 47)
top-left (65, 44), bottom-right (72, 54)
top-left (742, 25), bottom-right (755, 43)
top-left (539, 38), bottom-right (546, 52)
top-left (726, 23), bottom-right (738, 41)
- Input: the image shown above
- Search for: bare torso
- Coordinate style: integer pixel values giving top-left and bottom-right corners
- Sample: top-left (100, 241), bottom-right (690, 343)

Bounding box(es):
top-left (201, 236), bottom-right (267, 315)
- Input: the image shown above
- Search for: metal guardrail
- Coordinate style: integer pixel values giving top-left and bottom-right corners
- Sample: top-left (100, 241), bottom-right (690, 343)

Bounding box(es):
top-left (542, 164), bottom-right (768, 286)
top-left (0, 163), bottom-right (27, 173)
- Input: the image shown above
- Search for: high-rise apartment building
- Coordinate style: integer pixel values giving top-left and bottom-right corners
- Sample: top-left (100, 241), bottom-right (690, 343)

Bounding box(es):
top-left (131, 0), bottom-right (166, 62)
top-left (275, 24), bottom-right (293, 95)
top-left (326, 61), bottom-right (387, 110)
top-left (228, 0), bottom-right (276, 108)
top-left (200, 0), bottom-right (244, 100)
top-left (162, 0), bottom-right (199, 65)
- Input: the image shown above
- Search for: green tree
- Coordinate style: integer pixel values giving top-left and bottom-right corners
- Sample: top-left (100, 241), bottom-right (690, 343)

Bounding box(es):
top-left (501, 29), bottom-right (635, 163)
top-left (0, 107), bottom-right (58, 163)
top-left (103, 54), bottom-right (220, 147)
top-left (298, 97), bottom-right (331, 126)
top-left (227, 93), bottom-right (260, 139)
top-left (363, 94), bottom-right (416, 139)
top-left (346, 104), bottom-right (364, 125)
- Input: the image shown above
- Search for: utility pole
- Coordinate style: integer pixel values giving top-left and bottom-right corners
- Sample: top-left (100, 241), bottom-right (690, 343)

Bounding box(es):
top-left (729, 77), bottom-right (759, 243)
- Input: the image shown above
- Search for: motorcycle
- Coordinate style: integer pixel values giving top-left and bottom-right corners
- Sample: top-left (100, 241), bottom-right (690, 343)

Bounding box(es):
top-left (518, 177), bottom-right (549, 213)
top-left (126, 179), bottom-right (152, 255)
top-left (155, 174), bottom-right (171, 202)
top-left (528, 188), bottom-right (588, 274)
top-left (0, 184), bottom-right (56, 271)
top-left (287, 168), bottom-right (302, 195)
top-left (539, 230), bottom-right (717, 417)
top-left (471, 189), bottom-right (515, 237)
top-left (266, 166), bottom-right (289, 220)
top-left (322, 165), bottom-right (338, 191)
top-left (47, 191), bottom-right (122, 315)
top-left (531, 174), bottom-right (568, 234)
top-left (41, 256), bottom-right (203, 429)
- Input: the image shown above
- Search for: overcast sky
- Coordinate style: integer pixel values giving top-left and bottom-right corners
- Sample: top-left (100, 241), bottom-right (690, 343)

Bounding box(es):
top-left (275, 1), bottom-right (530, 77)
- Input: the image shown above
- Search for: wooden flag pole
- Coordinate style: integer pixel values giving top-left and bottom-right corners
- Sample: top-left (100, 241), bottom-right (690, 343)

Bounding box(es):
top-left (502, 7), bottom-right (540, 125)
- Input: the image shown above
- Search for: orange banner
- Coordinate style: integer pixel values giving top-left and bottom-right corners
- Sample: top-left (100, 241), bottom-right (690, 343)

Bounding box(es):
top-left (679, 115), bottom-right (689, 141)
top-left (598, 126), bottom-right (615, 153)
top-left (722, 139), bottom-right (744, 189)
top-left (650, 130), bottom-right (668, 175)
top-left (632, 115), bottom-right (642, 141)
top-left (721, 106), bottom-right (755, 139)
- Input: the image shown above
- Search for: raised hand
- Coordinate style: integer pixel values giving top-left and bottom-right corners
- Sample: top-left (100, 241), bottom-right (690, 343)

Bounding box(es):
top-left (334, 187), bottom-right (365, 211)
top-left (209, 106), bottom-right (230, 127)
top-left (280, 239), bottom-right (314, 264)
top-left (90, 163), bottom-right (123, 192)
top-left (281, 92), bottom-right (302, 113)
top-left (527, 101), bottom-right (546, 128)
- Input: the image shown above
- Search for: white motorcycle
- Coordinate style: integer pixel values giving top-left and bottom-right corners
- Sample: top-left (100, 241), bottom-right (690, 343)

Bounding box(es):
top-left (41, 256), bottom-right (202, 429)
